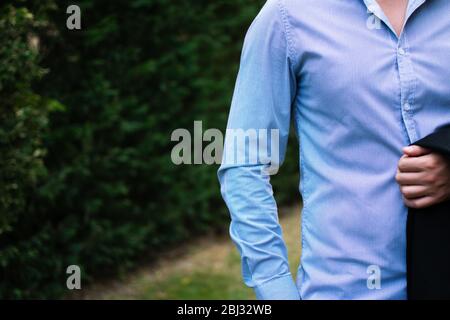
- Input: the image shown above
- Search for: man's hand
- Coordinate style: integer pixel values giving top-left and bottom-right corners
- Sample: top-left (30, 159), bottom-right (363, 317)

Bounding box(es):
top-left (396, 145), bottom-right (450, 209)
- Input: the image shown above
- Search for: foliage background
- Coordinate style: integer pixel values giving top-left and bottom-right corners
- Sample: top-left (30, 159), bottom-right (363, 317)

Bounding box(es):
top-left (0, 0), bottom-right (300, 299)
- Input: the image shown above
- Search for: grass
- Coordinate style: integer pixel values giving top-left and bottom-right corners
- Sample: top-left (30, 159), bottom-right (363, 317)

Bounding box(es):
top-left (77, 205), bottom-right (302, 300)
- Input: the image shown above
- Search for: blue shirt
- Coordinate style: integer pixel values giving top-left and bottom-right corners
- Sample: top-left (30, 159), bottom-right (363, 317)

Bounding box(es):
top-left (218, 0), bottom-right (450, 299)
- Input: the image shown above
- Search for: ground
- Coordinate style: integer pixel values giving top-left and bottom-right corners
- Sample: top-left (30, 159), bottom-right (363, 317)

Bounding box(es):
top-left (75, 205), bottom-right (302, 300)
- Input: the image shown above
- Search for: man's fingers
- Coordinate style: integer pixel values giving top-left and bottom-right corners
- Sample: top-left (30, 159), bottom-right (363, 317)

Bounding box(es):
top-left (399, 185), bottom-right (430, 199)
top-left (395, 170), bottom-right (427, 185)
top-left (403, 145), bottom-right (432, 157)
top-left (398, 155), bottom-right (429, 172)
top-left (397, 149), bottom-right (450, 208)
top-left (403, 196), bottom-right (436, 209)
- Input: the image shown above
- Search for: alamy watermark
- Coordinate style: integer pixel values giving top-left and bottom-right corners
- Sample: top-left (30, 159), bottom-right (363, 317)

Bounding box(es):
top-left (366, 5), bottom-right (382, 30)
top-left (171, 121), bottom-right (281, 175)
top-left (367, 265), bottom-right (382, 290)
top-left (66, 265), bottom-right (81, 290)
top-left (66, 5), bottom-right (81, 30)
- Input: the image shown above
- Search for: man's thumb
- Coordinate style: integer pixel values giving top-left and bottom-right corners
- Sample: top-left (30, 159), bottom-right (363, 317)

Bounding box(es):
top-left (403, 145), bottom-right (431, 157)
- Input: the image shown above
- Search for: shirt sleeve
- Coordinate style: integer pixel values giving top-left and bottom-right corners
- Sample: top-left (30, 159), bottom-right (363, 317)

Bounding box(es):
top-left (217, 0), bottom-right (300, 300)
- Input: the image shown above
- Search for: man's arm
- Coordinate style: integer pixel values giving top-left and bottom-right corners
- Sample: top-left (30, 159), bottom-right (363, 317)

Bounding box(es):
top-left (217, 0), bottom-right (300, 300)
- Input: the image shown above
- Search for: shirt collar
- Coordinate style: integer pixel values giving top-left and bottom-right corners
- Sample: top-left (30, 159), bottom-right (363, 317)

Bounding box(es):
top-left (362, 0), bottom-right (427, 38)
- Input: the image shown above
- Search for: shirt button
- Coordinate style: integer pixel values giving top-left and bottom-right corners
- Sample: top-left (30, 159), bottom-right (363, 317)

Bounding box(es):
top-left (398, 48), bottom-right (406, 55)
top-left (403, 103), bottom-right (411, 111)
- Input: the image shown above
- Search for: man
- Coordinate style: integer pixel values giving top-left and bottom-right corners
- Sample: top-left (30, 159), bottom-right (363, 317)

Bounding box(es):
top-left (218, 0), bottom-right (450, 299)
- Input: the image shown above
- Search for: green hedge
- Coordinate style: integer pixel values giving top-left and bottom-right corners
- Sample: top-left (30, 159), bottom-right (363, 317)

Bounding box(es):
top-left (0, 0), bottom-right (299, 299)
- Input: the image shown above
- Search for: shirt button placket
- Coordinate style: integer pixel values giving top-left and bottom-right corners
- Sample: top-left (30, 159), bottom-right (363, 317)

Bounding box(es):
top-left (397, 36), bottom-right (418, 143)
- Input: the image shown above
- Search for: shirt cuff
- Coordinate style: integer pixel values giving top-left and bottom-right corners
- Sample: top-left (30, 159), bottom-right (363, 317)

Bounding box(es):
top-left (254, 274), bottom-right (301, 300)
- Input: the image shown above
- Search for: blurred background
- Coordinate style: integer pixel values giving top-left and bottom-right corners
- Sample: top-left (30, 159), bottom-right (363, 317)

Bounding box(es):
top-left (0, 0), bottom-right (301, 299)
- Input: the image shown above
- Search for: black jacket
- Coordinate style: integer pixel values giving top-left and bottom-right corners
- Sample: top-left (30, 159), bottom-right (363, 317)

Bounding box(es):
top-left (407, 124), bottom-right (450, 300)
